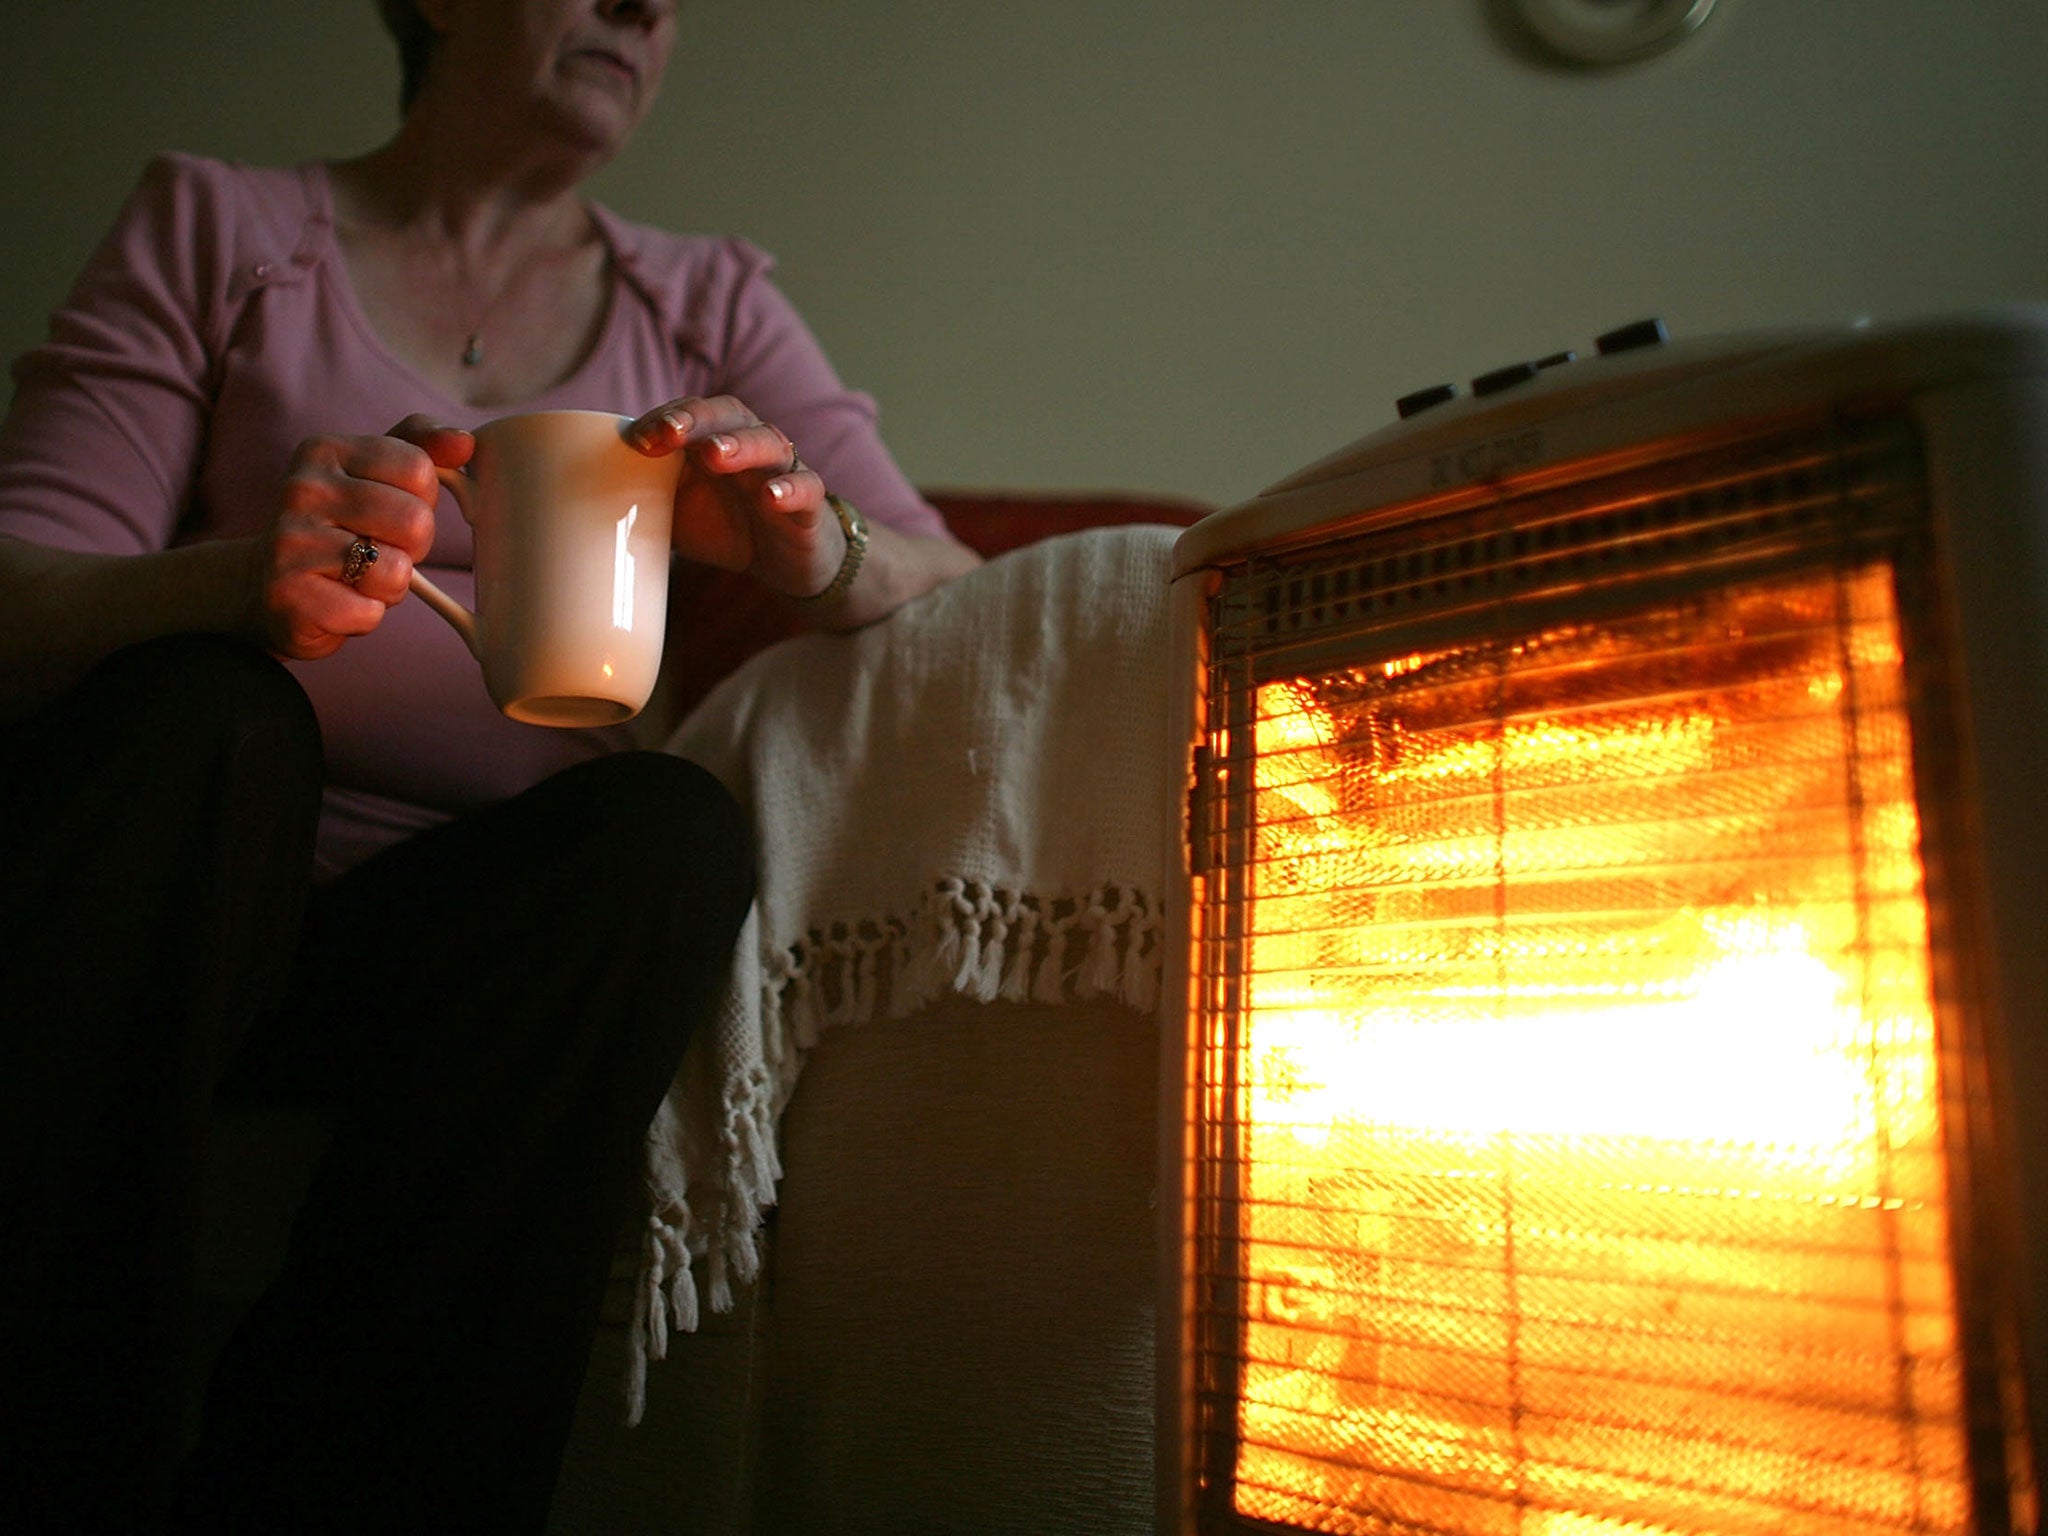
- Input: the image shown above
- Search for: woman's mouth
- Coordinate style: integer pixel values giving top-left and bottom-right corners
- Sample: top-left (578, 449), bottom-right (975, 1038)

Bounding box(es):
top-left (569, 48), bottom-right (637, 88)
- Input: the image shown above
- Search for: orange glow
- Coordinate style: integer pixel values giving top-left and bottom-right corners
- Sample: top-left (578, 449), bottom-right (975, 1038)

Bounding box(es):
top-left (1225, 565), bottom-right (1962, 1536)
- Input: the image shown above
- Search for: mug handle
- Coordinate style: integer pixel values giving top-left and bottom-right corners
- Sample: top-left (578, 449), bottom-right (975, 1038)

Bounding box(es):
top-left (407, 466), bottom-right (480, 657)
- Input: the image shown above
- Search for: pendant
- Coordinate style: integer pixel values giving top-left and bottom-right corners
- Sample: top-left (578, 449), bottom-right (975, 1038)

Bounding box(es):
top-left (461, 333), bottom-right (484, 367)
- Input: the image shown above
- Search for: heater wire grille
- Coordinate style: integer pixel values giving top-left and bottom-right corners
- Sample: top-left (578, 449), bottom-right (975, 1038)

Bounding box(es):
top-left (1188, 412), bottom-right (2000, 1536)
top-left (1208, 420), bottom-right (1921, 681)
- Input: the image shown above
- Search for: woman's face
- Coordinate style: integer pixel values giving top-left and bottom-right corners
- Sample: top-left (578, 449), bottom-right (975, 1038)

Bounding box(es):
top-left (424, 0), bottom-right (678, 156)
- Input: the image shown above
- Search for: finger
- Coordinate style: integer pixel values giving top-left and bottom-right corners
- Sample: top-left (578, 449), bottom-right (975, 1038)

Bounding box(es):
top-left (763, 461), bottom-right (825, 516)
top-left (626, 394), bottom-right (758, 454)
top-left (331, 529), bottom-right (414, 606)
top-left (695, 420), bottom-right (803, 478)
top-left (386, 414), bottom-right (475, 469)
top-left (263, 555), bottom-right (389, 658)
top-left (269, 500), bottom-right (411, 593)
top-left (281, 462), bottom-right (439, 565)
top-left (738, 466), bottom-right (846, 596)
top-left (626, 400), bottom-right (696, 454)
top-left (297, 582), bottom-right (387, 642)
top-left (291, 431), bottom-right (452, 555)
top-left (294, 430), bottom-right (441, 504)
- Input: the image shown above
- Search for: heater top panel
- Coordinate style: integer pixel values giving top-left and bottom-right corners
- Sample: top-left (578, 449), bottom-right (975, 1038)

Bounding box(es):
top-left (1176, 306), bottom-right (2048, 580)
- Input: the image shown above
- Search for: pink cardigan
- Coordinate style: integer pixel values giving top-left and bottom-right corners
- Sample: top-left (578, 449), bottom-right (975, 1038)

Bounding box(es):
top-left (0, 153), bottom-right (946, 876)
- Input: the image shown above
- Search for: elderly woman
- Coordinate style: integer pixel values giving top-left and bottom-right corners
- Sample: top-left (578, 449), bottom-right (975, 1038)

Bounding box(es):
top-left (0, 0), bottom-right (976, 1529)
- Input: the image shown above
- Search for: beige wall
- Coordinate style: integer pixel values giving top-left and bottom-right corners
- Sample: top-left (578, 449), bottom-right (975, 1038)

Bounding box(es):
top-left (2, 1), bottom-right (2042, 506)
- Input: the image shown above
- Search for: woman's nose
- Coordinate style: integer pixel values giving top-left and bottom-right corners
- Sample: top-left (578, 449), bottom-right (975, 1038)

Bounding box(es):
top-left (599, 0), bottom-right (673, 28)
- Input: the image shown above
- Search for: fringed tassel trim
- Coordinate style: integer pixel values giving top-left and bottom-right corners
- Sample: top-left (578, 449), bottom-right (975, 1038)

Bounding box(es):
top-left (624, 1204), bottom-right (695, 1426)
top-left (632, 877), bottom-right (1163, 1413)
top-left (767, 878), bottom-right (1163, 1041)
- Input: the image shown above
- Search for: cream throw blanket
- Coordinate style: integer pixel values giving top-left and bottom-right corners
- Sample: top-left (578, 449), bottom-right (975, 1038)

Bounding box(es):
top-left (627, 522), bottom-right (1181, 1419)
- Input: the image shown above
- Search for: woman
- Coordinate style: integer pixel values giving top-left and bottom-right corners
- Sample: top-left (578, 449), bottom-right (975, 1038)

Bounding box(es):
top-left (0, 0), bottom-right (977, 1529)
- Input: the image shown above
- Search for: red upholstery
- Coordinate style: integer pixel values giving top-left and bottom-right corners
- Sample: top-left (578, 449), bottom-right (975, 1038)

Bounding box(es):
top-left (923, 487), bottom-right (1209, 559)
top-left (660, 489), bottom-right (1209, 721)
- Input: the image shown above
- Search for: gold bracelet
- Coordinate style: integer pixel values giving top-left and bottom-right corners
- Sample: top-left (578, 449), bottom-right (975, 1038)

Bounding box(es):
top-left (801, 494), bottom-right (870, 603)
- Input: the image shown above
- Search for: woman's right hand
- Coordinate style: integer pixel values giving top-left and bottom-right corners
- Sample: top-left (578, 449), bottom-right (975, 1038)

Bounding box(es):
top-left (257, 414), bottom-right (472, 659)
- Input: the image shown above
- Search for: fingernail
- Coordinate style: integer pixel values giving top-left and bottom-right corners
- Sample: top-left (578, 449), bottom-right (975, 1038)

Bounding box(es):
top-left (768, 479), bottom-right (790, 501)
top-left (662, 409), bottom-right (691, 437)
top-left (711, 434), bottom-right (738, 456)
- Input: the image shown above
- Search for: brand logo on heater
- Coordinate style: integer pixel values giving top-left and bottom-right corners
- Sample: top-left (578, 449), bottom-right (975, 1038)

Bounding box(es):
top-left (1430, 427), bottom-right (1544, 487)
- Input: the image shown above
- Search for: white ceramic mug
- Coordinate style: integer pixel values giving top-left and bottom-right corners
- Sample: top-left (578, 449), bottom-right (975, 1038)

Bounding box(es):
top-left (407, 410), bottom-right (680, 727)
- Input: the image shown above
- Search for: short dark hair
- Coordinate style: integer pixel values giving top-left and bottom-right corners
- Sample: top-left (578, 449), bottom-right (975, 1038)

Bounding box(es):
top-left (375, 0), bottom-right (436, 114)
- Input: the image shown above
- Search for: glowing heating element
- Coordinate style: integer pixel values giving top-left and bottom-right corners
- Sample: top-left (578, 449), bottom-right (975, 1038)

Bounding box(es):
top-left (1224, 562), bottom-right (1961, 1536)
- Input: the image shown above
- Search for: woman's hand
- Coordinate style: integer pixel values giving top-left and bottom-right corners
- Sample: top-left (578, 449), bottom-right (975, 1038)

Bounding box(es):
top-left (0, 415), bottom-right (479, 717)
top-left (257, 415), bottom-right (471, 659)
top-left (626, 395), bottom-right (843, 600)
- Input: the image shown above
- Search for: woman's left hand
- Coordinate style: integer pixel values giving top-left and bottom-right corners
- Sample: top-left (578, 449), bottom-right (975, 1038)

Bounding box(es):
top-left (627, 395), bottom-right (842, 600)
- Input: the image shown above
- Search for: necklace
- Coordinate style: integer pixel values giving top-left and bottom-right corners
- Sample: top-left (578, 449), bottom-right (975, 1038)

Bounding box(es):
top-left (335, 199), bottom-right (581, 372)
top-left (455, 245), bottom-right (534, 370)
top-left (459, 275), bottom-right (508, 367)
top-left (455, 235), bottom-right (570, 368)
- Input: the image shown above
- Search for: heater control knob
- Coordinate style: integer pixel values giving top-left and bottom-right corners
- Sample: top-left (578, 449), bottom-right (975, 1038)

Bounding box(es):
top-left (1473, 361), bottom-right (1542, 396)
top-left (1595, 317), bottom-right (1670, 355)
top-left (1396, 383), bottom-right (1459, 418)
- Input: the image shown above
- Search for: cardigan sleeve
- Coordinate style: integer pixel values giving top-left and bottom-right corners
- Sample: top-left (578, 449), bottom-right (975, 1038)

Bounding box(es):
top-left (0, 153), bottom-right (252, 556)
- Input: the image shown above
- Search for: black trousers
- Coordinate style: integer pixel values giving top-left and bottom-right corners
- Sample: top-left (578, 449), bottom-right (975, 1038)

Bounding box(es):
top-left (0, 635), bottom-right (755, 1534)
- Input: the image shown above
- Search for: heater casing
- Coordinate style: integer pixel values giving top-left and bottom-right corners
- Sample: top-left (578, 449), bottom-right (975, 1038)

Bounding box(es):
top-left (1160, 306), bottom-right (2048, 1536)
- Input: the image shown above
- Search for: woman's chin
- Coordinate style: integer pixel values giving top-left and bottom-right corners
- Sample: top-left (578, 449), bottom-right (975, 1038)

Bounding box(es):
top-left (533, 96), bottom-right (642, 161)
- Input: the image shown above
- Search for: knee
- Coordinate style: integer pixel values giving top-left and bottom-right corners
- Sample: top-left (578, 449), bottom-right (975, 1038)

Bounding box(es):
top-left (104, 632), bottom-right (316, 731)
top-left (90, 635), bottom-right (320, 778)
top-left (1, 637), bottom-right (321, 1043)
top-left (66, 636), bottom-right (323, 846)
top-left (543, 751), bottom-right (756, 925)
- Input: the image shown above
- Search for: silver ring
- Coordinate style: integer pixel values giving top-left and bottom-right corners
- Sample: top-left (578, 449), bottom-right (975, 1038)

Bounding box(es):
top-left (775, 429), bottom-right (802, 476)
top-left (340, 536), bottom-right (380, 586)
